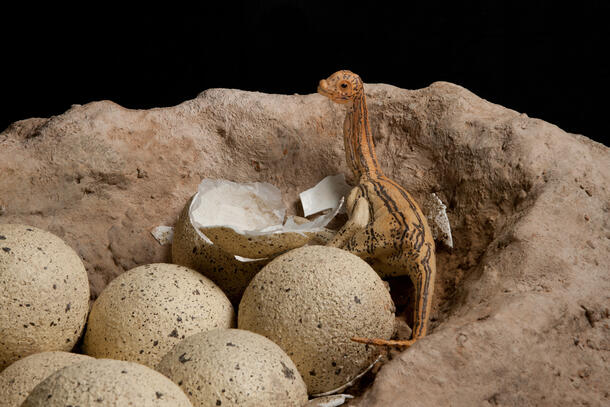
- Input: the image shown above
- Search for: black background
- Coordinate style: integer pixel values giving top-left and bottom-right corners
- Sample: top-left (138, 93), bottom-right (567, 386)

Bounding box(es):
top-left (1, 1), bottom-right (607, 143)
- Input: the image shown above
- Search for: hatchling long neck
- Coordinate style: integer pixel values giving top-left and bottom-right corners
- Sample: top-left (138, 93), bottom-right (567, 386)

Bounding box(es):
top-left (345, 92), bottom-right (383, 180)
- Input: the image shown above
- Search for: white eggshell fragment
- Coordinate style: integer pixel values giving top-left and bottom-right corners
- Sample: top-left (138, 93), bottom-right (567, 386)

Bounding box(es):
top-left (0, 224), bottom-right (90, 371)
top-left (421, 192), bottom-right (453, 248)
top-left (156, 328), bottom-right (308, 407)
top-left (83, 263), bottom-right (234, 368)
top-left (238, 245), bottom-right (395, 394)
top-left (22, 358), bottom-right (192, 406)
top-left (0, 351), bottom-right (93, 407)
top-left (304, 394), bottom-right (354, 407)
top-left (299, 174), bottom-right (352, 217)
top-left (189, 179), bottom-right (338, 259)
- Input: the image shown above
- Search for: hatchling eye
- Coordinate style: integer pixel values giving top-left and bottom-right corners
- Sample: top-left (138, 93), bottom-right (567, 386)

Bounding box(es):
top-left (340, 83), bottom-right (348, 89)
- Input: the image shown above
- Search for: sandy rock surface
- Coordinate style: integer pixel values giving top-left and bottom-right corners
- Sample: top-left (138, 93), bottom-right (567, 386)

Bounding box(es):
top-left (1, 82), bottom-right (608, 406)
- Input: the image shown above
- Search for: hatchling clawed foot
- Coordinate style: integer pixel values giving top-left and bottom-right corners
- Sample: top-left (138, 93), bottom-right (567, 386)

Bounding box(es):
top-left (351, 336), bottom-right (417, 349)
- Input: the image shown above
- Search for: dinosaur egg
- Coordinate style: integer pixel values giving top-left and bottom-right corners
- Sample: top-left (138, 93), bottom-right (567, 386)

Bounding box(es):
top-left (0, 351), bottom-right (93, 407)
top-left (156, 328), bottom-right (308, 407)
top-left (0, 224), bottom-right (90, 371)
top-left (172, 195), bottom-right (268, 304)
top-left (22, 358), bottom-right (192, 406)
top-left (187, 179), bottom-right (336, 260)
top-left (83, 263), bottom-right (234, 368)
top-left (238, 245), bottom-right (395, 395)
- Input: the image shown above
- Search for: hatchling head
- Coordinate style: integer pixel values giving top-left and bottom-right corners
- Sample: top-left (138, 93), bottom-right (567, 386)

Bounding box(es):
top-left (318, 70), bottom-right (364, 103)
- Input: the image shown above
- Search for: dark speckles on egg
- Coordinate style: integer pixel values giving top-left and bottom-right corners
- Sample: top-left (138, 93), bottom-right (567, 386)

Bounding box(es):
top-left (237, 245), bottom-right (395, 394)
top-left (23, 359), bottom-right (192, 405)
top-left (178, 353), bottom-right (192, 363)
top-left (0, 225), bottom-right (91, 369)
top-left (156, 329), bottom-right (307, 405)
top-left (280, 361), bottom-right (295, 380)
top-left (82, 263), bottom-right (234, 368)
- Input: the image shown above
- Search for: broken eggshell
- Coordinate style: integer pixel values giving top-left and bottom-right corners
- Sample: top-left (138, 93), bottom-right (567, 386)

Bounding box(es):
top-left (189, 179), bottom-right (339, 259)
top-left (422, 192), bottom-right (454, 248)
top-left (299, 174), bottom-right (352, 217)
top-left (172, 196), bottom-right (268, 305)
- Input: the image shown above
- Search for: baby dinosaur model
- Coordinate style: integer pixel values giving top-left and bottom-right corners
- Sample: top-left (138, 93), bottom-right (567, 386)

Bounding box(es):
top-left (318, 70), bottom-right (436, 348)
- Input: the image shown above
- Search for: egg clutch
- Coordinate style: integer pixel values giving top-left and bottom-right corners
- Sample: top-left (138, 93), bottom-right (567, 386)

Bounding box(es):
top-left (0, 178), bottom-right (398, 406)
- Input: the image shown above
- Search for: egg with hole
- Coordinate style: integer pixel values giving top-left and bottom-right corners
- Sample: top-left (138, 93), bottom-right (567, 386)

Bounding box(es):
top-left (187, 179), bottom-right (336, 259)
top-left (172, 195), bottom-right (268, 304)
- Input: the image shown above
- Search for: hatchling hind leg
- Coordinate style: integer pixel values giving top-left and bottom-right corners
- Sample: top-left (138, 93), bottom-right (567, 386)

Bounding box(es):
top-left (352, 244), bottom-right (436, 348)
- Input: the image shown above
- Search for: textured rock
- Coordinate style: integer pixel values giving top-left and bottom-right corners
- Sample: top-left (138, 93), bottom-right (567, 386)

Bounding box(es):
top-left (0, 81), bottom-right (608, 406)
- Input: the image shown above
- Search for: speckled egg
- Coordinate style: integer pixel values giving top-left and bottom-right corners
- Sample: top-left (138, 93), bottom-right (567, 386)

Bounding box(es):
top-left (156, 328), bottom-right (308, 407)
top-left (21, 358), bottom-right (192, 406)
top-left (83, 263), bottom-right (235, 368)
top-left (0, 351), bottom-right (93, 407)
top-left (172, 196), bottom-right (268, 304)
top-left (238, 245), bottom-right (395, 395)
top-left (0, 224), bottom-right (90, 371)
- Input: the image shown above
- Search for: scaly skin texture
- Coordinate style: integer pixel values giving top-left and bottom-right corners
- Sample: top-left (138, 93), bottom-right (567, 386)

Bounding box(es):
top-left (318, 70), bottom-right (436, 347)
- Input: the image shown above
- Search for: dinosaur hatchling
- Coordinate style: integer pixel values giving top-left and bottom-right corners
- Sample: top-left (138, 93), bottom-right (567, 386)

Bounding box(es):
top-left (318, 70), bottom-right (437, 348)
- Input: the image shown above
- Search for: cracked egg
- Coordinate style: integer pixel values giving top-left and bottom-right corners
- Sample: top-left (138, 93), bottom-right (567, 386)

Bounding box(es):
top-left (189, 179), bottom-right (337, 259)
top-left (172, 179), bottom-right (336, 303)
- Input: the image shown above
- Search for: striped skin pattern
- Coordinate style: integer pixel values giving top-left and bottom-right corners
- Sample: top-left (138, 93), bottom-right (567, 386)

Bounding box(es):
top-left (318, 70), bottom-right (436, 347)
